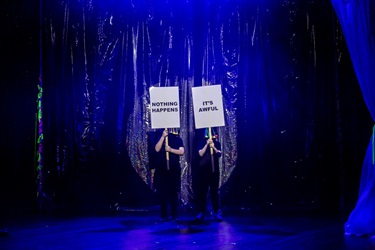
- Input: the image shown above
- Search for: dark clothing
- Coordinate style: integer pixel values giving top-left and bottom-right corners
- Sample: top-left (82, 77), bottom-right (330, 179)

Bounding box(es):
top-left (154, 133), bottom-right (183, 172)
top-left (153, 132), bottom-right (183, 219)
top-left (195, 138), bottom-right (221, 214)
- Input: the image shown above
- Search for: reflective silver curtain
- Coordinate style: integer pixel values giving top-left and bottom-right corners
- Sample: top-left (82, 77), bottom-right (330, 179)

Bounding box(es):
top-left (40, 0), bottom-right (371, 212)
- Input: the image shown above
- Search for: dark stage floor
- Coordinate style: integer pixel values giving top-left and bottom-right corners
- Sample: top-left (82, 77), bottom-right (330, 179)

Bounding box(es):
top-left (1, 207), bottom-right (375, 250)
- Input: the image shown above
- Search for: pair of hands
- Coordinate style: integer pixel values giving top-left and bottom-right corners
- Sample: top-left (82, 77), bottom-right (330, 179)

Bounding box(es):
top-left (206, 138), bottom-right (221, 154)
top-left (199, 137), bottom-right (220, 157)
top-left (162, 130), bottom-right (172, 152)
top-left (206, 138), bottom-right (215, 149)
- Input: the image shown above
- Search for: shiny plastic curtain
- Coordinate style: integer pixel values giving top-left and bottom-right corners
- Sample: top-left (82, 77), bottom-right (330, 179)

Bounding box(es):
top-left (39, 0), bottom-right (366, 213)
top-left (332, 0), bottom-right (375, 237)
top-left (41, 0), bottom-right (240, 209)
top-left (124, 2), bottom-right (239, 205)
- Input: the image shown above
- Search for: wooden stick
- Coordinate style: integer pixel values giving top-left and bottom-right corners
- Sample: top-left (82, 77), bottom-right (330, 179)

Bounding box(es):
top-left (209, 127), bottom-right (214, 173)
top-left (165, 129), bottom-right (169, 170)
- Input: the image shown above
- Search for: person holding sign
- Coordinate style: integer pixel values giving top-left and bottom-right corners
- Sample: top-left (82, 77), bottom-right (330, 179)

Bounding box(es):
top-left (153, 128), bottom-right (184, 221)
top-left (194, 127), bottom-right (223, 222)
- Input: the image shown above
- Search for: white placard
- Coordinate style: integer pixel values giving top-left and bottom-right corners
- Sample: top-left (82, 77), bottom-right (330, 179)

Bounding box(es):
top-left (149, 86), bottom-right (180, 129)
top-left (192, 85), bottom-right (225, 129)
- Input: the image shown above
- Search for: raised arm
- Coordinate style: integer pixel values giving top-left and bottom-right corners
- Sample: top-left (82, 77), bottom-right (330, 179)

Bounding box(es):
top-left (155, 129), bottom-right (168, 152)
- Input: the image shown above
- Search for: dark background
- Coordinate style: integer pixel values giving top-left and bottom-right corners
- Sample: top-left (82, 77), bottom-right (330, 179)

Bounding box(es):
top-left (1, 0), bottom-right (41, 218)
top-left (0, 0), bottom-right (373, 222)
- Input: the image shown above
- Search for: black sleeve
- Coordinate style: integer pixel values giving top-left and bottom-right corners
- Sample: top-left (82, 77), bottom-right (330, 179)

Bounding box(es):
top-left (215, 141), bottom-right (222, 158)
top-left (197, 139), bottom-right (205, 154)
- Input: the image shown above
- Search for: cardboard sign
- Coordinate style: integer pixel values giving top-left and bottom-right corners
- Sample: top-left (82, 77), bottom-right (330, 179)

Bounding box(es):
top-left (192, 85), bottom-right (225, 129)
top-left (149, 86), bottom-right (180, 129)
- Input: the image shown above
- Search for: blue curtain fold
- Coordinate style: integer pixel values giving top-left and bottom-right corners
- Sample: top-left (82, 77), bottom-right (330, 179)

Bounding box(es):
top-left (332, 0), bottom-right (375, 237)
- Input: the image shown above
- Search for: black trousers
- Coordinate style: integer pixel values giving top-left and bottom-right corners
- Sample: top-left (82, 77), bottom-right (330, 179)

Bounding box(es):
top-left (195, 167), bottom-right (220, 214)
top-left (155, 167), bottom-right (181, 218)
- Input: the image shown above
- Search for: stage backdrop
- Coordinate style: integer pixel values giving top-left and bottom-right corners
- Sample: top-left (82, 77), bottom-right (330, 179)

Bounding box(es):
top-left (34, 0), bottom-right (373, 214)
